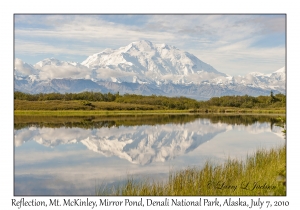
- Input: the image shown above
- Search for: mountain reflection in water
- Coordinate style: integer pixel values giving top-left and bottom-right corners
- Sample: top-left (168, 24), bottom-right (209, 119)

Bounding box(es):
top-left (14, 114), bottom-right (285, 195)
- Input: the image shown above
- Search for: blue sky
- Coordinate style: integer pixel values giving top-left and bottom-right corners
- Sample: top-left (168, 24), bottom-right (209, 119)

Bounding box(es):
top-left (14, 14), bottom-right (286, 76)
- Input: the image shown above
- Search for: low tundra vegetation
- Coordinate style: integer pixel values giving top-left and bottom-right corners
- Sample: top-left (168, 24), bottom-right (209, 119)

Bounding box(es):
top-left (14, 91), bottom-right (286, 112)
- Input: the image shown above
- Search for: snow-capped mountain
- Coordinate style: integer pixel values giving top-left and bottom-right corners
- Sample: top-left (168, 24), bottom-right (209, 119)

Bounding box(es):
top-left (81, 40), bottom-right (226, 84)
top-left (14, 40), bottom-right (286, 99)
top-left (233, 67), bottom-right (286, 93)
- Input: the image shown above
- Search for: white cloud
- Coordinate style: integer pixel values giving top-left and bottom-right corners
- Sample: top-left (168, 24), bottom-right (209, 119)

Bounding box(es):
top-left (37, 63), bottom-right (92, 80)
top-left (15, 39), bottom-right (99, 57)
top-left (14, 58), bottom-right (38, 76)
top-left (189, 39), bottom-right (285, 75)
top-left (14, 57), bottom-right (94, 80)
top-left (15, 15), bottom-right (177, 46)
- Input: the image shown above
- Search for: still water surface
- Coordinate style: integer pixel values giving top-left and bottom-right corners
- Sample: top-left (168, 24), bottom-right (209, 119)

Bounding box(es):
top-left (14, 114), bottom-right (285, 195)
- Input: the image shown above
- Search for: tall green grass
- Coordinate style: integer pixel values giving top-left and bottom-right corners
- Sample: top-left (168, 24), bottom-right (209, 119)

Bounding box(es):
top-left (97, 146), bottom-right (286, 196)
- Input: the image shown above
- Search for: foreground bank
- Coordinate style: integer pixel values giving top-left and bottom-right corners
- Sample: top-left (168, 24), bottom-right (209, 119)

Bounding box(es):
top-left (97, 146), bottom-right (286, 196)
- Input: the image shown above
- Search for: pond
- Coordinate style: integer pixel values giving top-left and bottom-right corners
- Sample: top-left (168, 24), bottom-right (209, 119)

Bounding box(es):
top-left (14, 114), bottom-right (285, 195)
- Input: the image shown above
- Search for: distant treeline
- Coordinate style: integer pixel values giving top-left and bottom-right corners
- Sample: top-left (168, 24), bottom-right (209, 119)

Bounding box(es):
top-left (14, 91), bottom-right (286, 110)
top-left (200, 92), bottom-right (286, 108)
top-left (14, 91), bottom-right (118, 102)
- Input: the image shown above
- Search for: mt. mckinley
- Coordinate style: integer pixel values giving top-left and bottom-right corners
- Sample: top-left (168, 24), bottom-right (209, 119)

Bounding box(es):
top-left (14, 40), bottom-right (285, 100)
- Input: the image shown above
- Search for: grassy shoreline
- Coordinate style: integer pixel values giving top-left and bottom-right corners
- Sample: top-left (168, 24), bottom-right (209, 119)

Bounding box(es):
top-left (97, 146), bottom-right (286, 196)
